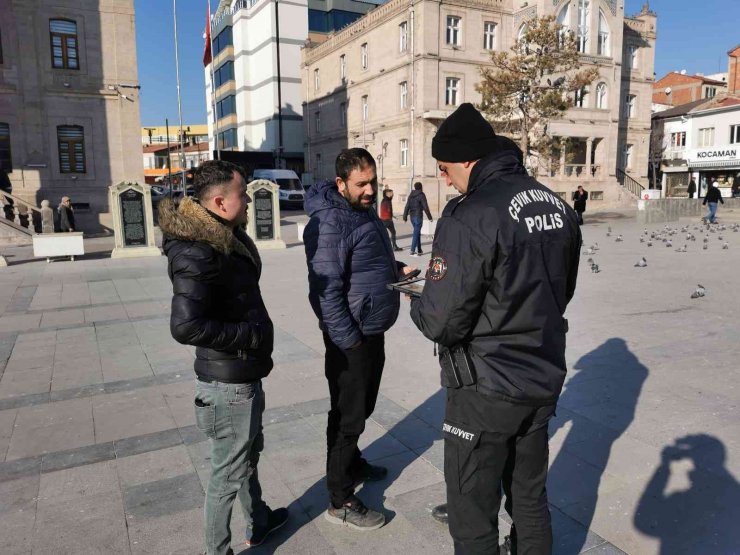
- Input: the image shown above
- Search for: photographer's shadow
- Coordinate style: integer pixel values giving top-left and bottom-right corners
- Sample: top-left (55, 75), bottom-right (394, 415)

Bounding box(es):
top-left (634, 434), bottom-right (740, 554)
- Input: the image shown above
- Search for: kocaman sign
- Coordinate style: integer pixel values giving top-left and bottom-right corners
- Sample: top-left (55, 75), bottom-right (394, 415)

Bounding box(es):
top-left (688, 146), bottom-right (738, 164)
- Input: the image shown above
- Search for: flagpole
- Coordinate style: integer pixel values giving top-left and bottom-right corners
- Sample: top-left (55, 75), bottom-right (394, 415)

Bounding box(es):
top-left (173, 0), bottom-right (187, 189)
top-left (208, 0), bottom-right (220, 160)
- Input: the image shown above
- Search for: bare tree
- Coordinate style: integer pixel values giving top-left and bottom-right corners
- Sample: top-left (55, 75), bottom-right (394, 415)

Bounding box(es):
top-left (648, 118), bottom-right (666, 190)
top-left (477, 16), bottom-right (599, 174)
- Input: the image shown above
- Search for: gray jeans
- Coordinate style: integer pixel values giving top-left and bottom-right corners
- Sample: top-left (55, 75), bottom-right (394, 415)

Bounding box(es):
top-left (194, 379), bottom-right (268, 555)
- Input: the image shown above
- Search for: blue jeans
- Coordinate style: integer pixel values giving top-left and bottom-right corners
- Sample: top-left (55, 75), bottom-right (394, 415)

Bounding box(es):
top-left (705, 202), bottom-right (718, 223)
top-left (194, 379), bottom-right (268, 555)
top-left (410, 216), bottom-right (423, 253)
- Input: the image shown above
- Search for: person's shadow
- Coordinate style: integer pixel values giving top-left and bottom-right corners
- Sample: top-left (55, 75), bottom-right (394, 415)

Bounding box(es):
top-left (634, 434), bottom-right (740, 554)
top-left (240, 389), bottom-right (445, 553)
top-left (547, 338), bottom-right (649, 553)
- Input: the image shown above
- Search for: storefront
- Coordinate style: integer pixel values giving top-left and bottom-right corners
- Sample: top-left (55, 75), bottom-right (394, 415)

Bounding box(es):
top-left (687, 146), bottom-right (740, 198)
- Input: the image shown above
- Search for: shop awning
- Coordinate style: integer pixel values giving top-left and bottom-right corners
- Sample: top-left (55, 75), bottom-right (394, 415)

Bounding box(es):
top-left (689, 160), bottom-right (739, 170)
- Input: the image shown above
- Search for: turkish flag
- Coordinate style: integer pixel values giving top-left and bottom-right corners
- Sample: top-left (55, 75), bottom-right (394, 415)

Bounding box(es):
top-left (203, 2), bottom-right (212, 67)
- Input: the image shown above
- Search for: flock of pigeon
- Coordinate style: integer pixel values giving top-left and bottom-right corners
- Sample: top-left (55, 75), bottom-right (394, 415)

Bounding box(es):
top-left (583, 221), bottom-right (740, 299)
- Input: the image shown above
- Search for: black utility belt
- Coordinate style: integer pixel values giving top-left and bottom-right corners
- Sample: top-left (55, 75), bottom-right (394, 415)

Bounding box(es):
top-left (440, 345), bottom-right (477, 389)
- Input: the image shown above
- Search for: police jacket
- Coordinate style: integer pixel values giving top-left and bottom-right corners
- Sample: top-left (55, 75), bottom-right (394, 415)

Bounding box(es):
top-left (410, 150), bottom-right (581, 405)
top-left (304, 180), bottom-right (402, 350)
top-left (160, 197), bottom-right (273, 383)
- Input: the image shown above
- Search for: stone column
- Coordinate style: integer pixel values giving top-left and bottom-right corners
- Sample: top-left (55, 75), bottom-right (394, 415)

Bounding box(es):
top-left (560, 145), bottom-right (567, 177)
top-left (586, 137), bottom-right (594, 177)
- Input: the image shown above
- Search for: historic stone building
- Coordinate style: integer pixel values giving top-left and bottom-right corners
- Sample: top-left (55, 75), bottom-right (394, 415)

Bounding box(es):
top-left (0, 0), bottom-right (144, 232)
top-left (301, 0), bottom-right (657, 213)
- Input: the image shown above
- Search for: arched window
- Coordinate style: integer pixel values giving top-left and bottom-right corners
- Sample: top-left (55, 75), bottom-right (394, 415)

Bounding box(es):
top-left (517, 24), bottom-right (529, 53)
top-left (49, 19), bottom-right (78, 69)
top-left (577, 0), bottom-right (589, 53)
top-left (597, 11), bottom-right (610, 56)
top-left (596, 82), bottom-right (608, 109)
top-left (557, 5), bottom-right (570, 45)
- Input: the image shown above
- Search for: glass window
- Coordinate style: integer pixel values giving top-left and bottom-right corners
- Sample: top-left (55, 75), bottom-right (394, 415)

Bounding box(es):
top-left (624, 94), bottom-right (636, 118)
top-left (698, 127), bottom-right (715, 147)
top-left (400, 81), bottom-right (408, 110)
top-left (731, 124), bottom-right (740, 145)
top-left (361, 95), bottom-right (368, 121)
top-left (399, 22), bottom-right (408, 52)
top-left (314, 68), bottom-right (320, 91)
top-left (213, 26), bottom-right (232, 56)
top-left (596, 83), bottom-right (607, 109)
top-left (216, 95), bottom-right (236, 119)
top-left (670, 132), bottom-right (686, 147)
top-left (577, 0), bottom-right (589, 53)
top-left (361, 43), bottom-right (368, 69)
top-left (315, 111), bottom-right (321, 133)
top-left (446, 16), bottom-right (461, 46)
top-left (0, 28), bottom-right (4, 64)
top-left (0, 123), bottom-right (11, 171)
top-left (597, 11), bottom-right (609, 56)
top-left (214, 61), bottom-right (234, 88)
top-left (483, 22), bottom-right (496, 50)
top-left (627, 45), bottom-right (638, 69)
top-left (445, 78), bottom-right (459, 106)
top-left (49, 19), bottom-right (78, 70)
top-left (622, 143), bottom-right (633, 169)
top-left (704, 86), bottom-right (717, 99)
top-left (340, 102), bottom-right (347, 127)
top-left (574, 86), bottom-right (588, 108)
top-left (57, 125), bottom-right (85, 173)
top-left (218, 128), bottom-right (237, 149)
top-left (340, 54), bottom-right (346, 81)
top-left (400, 139), bottom-right (408, 167)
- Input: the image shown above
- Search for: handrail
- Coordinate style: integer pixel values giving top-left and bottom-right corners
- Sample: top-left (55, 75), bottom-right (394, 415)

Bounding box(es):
top-left (0, 191), bottom-right (42, 214)
top-left (616, 168), bottom-right (645, 198)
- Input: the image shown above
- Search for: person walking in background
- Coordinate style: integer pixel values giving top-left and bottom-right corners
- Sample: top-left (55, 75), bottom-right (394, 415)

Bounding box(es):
top-left (380, 188), bottom-right (402, 251)
top-left (303, 148), bottom-right (416, 531)
top-left (687, 178), bottom-right (697, 199)
top-left (58, 196), bottom-right (76, 232)
top-left (572, 186), bottom-right (587, 225)
top-left (159, 160), bottom-right (288, 554)
top-left (403, 182), bottom-right (433, 256)
top-left (703, 182), bottom-right (724, 224)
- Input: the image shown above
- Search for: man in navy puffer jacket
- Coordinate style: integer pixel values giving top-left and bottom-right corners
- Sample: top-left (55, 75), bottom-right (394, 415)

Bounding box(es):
top-left (304, 148), bottom-right (413, 530)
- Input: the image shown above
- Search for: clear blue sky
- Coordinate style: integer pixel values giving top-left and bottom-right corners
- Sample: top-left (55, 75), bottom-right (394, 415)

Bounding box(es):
top-left (134, 0), bottom-right (740, 125)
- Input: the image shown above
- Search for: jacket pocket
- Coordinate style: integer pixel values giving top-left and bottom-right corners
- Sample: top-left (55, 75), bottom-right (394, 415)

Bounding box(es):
top-left (194, 397), bottom-right (216, 439)
top-left (443, 420), bottom-right (481, 495)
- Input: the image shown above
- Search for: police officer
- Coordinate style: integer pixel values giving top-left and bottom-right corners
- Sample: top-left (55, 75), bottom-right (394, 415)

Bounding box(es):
top-left (410, 103), bottom-right (581, 554)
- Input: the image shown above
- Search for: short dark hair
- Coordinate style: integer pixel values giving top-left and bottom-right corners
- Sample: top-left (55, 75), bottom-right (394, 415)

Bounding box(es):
top-left (193, 160), bottom-right (245, 199)
top-left (414, 182), bottom-right (423, 191)
top-left (383, 189), bottom-right (393, 198)
top-left (335, 148), bottom-right (376, 182)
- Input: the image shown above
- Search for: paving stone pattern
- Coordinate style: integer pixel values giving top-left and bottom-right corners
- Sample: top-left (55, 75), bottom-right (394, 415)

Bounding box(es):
top-left (0, 214), bottom-right (738, 554)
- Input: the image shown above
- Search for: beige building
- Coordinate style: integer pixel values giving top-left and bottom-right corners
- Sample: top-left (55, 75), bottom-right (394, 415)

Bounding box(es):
top-left (301, 0), bottom-right (657, 213)
top-left (0, 0), bottom-right (144, 232)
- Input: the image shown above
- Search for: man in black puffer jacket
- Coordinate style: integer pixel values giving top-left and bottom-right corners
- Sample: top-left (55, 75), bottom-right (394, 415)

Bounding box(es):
top-left (304, 148), bottom-right (414, 531)
top-left (160, 160), bottom-right (287, 554)
top-left (410, 104), bottom-right (581, 554)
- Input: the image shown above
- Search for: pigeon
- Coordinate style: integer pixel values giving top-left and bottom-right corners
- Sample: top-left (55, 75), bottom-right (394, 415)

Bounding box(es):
top-left (703, 243), bottom-right (708, 250)
top-left (592, 243), bottom-right (600, 251)
top-left (718, 235), bottom-right (723, 241)
top-left (703, 237), bottom-right (709, 243)
top-left (723, 242), bottom-right (729, 250)
top-left (587, 258), bottom-right (595, 265)
top-left (690, 284), bottom-right (706, 299)
top-left (608, 226), bottom-right (612, 233)
top-left (666, 240), bottom-right (672, 248)
top-left (650, 233), bottom-right (656, 239)
top-left (676, 244), bottom-right (687, 253)
top-left (606, 232), bottom-right (611, 237)
top-left (640, 236), bottom-right (645, 243)
top-left (647, 241), bottom-right (653, 247)
top-left (583, 248), bottom-right (595, 256)
top-left (691, 235), bottom-right (696, 242)
top-left (615, 235), bottom-right (623, 242)
top-left (634, 257), bottom-right (647, 267)
top-left (591, 264), bottom-right (600, 273)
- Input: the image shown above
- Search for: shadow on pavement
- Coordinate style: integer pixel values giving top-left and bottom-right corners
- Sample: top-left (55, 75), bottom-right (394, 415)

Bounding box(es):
top-left (548, 338), bottom-right (648, 553)
top-left (634, 434), bottom-right (740, 554)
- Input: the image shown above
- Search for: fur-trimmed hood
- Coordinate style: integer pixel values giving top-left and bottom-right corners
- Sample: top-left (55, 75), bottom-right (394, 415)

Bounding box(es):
top-left (158, 197), bottom-right (261, 271)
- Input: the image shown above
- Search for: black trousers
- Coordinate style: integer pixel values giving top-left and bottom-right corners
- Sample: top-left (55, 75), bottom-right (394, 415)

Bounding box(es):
top-left (323, 333), bottom-right (385, 507)
top-left (575, 210), bottom-right (584, 225)
top-left (382, 219), bottom-right (399, 248)
top-left (445, 388), bottom-right (555, 555)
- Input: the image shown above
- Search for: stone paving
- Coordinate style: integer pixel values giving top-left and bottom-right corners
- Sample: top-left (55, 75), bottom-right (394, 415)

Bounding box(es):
top-left (0, 211), bottom-right (739, 554)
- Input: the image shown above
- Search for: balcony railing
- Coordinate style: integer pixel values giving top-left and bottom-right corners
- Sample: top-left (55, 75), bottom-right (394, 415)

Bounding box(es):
top-left (562, 164), bottom-right (602, 178)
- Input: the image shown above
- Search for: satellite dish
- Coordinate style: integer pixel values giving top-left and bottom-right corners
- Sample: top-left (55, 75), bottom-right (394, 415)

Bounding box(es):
top-left (665, 87), bottom-right (672, 95)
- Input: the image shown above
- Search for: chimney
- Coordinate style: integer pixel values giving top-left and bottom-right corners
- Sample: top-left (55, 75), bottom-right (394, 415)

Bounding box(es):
top-left (729, 45), bottom-right (740, 94)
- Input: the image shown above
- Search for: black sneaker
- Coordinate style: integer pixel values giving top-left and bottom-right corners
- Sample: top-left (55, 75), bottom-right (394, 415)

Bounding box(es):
top-left (394, 247), bottom-right (403, 252)
top-left (431, 503), bottom-right (448, 524)
top-left (353, 462), bottom-right (388, 485)
top-left (325, 496), bottom-right (385, 531)
top-left (244, 507), bottom-right (289, 548)
top-left (500, 535), bottom-right (513, 555)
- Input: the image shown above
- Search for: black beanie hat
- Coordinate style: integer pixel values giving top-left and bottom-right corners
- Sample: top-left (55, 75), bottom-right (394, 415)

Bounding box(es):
top-left (432, 103), bottom-right (497, 162)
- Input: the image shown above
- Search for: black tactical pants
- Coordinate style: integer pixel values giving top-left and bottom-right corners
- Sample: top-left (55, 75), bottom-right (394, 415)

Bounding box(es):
top-left (323, 333), bottom-right (385, 507)
top-left (445, 388), bottom-right (555, 555)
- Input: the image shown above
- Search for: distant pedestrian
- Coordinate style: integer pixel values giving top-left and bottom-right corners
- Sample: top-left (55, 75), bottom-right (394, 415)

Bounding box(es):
top-left (159, 160), bottom-right (288, 553)
top-left (403, 182), bottom-right (433, 256)
top-left (58, 196), bottom-right (75, 232)
top-left (380, 189), bottom-right (402, 251)
top-left (703, 183), bottom-right (724, 224)
top-left (687, 178), bottom-right (697, 199)
top-left (572, 186), bottom-right (587, 225)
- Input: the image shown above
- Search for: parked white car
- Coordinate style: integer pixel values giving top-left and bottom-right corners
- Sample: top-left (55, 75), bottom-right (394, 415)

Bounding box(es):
top-left (252, 169), bottom-right (305, 209)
